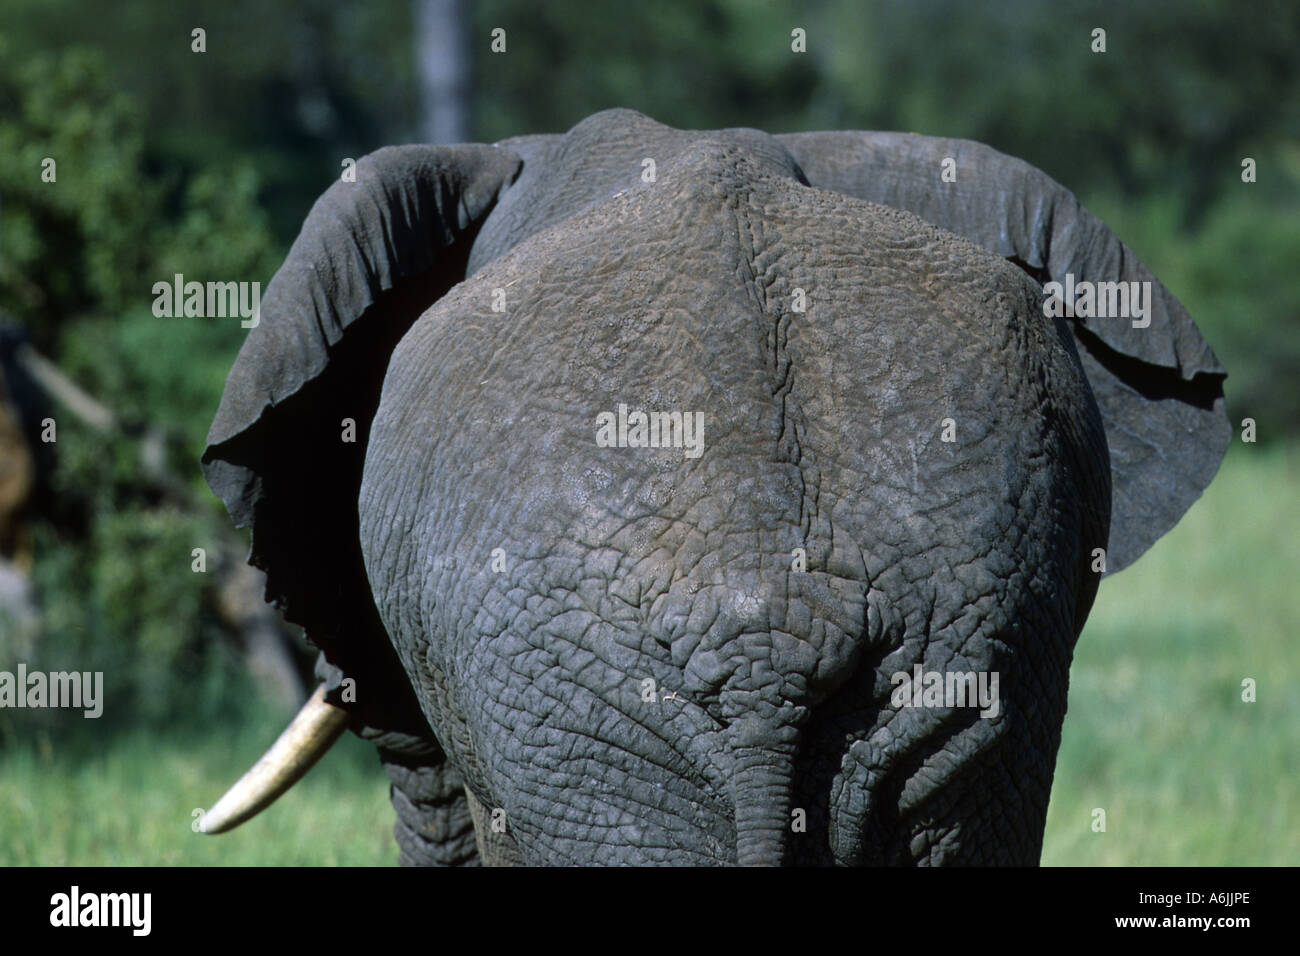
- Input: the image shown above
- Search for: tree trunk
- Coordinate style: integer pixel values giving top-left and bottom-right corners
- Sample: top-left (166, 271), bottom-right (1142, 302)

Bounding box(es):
top-left (414, 0), bottom-right (468, 143)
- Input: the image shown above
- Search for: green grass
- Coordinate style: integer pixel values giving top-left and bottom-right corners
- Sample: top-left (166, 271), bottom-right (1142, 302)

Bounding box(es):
top-left (2, 442), bottom-right (1293, 866)
top-left (0, 705), bottom-right (393, 865)
top-left (1043, 440), bottom-right (1299, 865)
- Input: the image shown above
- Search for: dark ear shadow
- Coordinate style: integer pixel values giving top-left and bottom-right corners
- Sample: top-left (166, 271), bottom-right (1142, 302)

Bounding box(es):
top-left (1069, 325), bottom-right (1230, 572)
top-left (204, 268), bottom-right (459, 690)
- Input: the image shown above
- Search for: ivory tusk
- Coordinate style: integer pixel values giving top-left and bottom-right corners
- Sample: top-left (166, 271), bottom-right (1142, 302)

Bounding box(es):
top-left (199, 684), bottom-right (348, 834)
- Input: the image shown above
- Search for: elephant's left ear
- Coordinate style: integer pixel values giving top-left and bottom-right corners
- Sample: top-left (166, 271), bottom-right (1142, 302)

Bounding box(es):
top-left (202, 144), bottom-right (522, 670)
top-left (778, 131), bottom-right (1231, 573)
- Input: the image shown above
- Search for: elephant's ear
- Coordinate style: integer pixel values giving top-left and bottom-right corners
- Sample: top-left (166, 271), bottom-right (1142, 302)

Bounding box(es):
top-left (778, 131), bottom-right (1230, 573)
top-left (202, 144), bottom-right (522, 666)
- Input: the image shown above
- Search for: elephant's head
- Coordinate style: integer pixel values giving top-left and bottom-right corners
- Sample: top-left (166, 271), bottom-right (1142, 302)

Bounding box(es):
top-left (198, 110), bottom-right (1227, 864)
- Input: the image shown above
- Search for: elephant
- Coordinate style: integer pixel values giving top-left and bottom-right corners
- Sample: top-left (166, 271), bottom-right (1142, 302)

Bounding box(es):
top-left (198, 108), bottom-right (1228, 865)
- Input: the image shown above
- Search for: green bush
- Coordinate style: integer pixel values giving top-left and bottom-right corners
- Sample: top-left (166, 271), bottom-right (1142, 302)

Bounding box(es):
top-left (0, 39), bottom-right (283, 734)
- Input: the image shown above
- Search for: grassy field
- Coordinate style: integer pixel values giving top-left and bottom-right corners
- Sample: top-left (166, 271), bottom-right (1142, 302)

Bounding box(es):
top-left (1, 442), bottom-right (1294, 866)
top-left (1043, 440), bottom-right (1299, 865)
top-left (0, 706), bottom-right (393, 866)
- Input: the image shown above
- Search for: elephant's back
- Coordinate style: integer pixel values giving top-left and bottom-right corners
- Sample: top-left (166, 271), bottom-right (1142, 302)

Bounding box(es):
top-left (364, 142), bottom-right (1109, 614)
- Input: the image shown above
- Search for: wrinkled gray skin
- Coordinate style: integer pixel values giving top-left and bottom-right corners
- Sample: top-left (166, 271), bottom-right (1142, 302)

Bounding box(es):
top-left (203, 110), bottom-right (1229, 865)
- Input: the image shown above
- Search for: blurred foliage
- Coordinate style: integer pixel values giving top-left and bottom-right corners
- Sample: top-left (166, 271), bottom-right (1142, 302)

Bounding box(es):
top-left (0, 37), bottom-right (281, 727)
top-left (0, 36), bottom-right (279, 345)
top-left (0, 40), bottom-right (153, 347)
top-left (0, 0), bottom-right (423, 242)
top-left (19, 508), bottom-right (235, 735)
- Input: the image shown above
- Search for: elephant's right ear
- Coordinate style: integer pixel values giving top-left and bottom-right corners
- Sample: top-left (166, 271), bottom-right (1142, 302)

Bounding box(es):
top-left (778, 131), bottom-right (1231, 573)
top-left (202, 144), bottom-right (521, 665)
